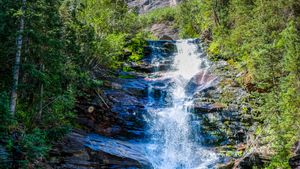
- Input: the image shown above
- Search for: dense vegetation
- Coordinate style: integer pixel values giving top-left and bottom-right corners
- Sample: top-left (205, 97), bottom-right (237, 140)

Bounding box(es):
top-left (0, 0), bottom-right (299, 168)
top-left (0, 0), bottom-right (146, 168)
top-left (176, 0), bottom-right (300, 168)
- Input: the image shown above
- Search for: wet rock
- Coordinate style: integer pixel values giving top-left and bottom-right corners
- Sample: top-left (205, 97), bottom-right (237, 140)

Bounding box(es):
top-left (50, 131), bottom-right (152, 169)
top-left (118, 78), bottom-right (148, 97)
top-left (110, 105), bottom-right (146, 138)
top-left (186, 70), bottom-right (217, 95)
top-left (163, 42), bottom-right (177, 53)
top-left (160, 35), bottom-right (173, 40)
top-left (145, 40), bottom-right (177, 59)
top-left (94, 89), bottom-right (147, 139)
top-left (127, 62), bottom-right (153, 73)
top-left (129, 62), bottom-right (172, 73)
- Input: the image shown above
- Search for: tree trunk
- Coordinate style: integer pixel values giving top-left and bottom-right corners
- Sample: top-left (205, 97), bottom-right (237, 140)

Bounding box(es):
top-left (212, 0), bottom-right (220, 26)
top-left (38, 64), bottom-right (44, 121)
top-left (10, 0), bottom-right (26, 115)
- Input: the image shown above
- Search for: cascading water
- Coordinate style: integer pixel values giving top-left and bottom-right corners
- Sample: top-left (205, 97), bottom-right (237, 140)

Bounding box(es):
top-left (145, 39), bottom-right (219, 169)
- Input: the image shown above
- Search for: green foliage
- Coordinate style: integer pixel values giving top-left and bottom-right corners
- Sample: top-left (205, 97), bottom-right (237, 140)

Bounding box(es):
top-left (126, 32), bottom-right (148, 62)
top-left (179, 0), bottom-right (207, 37)
top-left (177, 0), bottom-right (300, 167)
top-left (140, 6), bottom-right (178, 26)
top-left (4, 128), bottom-right (50, 168)
top-left (265, 21), bottom-right (300, 168)
top-left (19, 129), bottom-right (49, 166)
top-left (60, 0), bottom-right (144, 69)
top-left (0, 0), bottom-right (147, 167)
top-left (0, 93), bottom-right (13, 138)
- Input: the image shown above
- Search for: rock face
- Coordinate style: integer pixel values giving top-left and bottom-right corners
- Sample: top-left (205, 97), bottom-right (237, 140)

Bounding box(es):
top-left (49, 131), bottom-right (152, 169)
top-left (190, 60), bottom-right (251, 146)
top-left (149, 23), bottom-right (179, 40)
top-left (76, 77), bottom-right (149, 140)
top-left (127, 0), bottom-right (180, 14)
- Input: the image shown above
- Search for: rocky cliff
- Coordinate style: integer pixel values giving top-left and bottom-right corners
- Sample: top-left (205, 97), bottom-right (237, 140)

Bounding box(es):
top-left (127, 0), bottom-right (180, 14)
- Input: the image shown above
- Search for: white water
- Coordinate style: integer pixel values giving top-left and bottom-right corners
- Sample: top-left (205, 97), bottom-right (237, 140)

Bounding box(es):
top-left (145, 39), bottom-right (219, 169)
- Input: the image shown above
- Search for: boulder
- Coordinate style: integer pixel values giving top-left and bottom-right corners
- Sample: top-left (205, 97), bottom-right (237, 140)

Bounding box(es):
top-left (149, 23), bottom-right (179, 40)
top-left (185, 70), bottom-right (217, 95)
top-left (128, 61), bottom-right (172, 73)
top-left (159, 35), bottom-right (173, 41)
top-left (163, 42), bottom-right (177, 53)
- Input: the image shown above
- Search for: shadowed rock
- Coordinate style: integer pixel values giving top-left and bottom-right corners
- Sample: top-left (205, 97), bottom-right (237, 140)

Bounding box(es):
top-left (50, 131), bottom-right (152, 169)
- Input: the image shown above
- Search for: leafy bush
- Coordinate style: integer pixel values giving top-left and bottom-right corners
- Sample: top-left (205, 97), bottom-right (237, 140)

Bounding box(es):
top-left (140, 6), bottom-right (178, 26)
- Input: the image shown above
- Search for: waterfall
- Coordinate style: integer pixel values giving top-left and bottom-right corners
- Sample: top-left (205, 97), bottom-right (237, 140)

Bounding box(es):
top-left (145, 39), bottom-right (219, 169)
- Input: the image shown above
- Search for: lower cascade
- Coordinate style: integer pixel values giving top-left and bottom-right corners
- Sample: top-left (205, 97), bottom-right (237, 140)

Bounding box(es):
top-left (144, 39), bottom-right (219, 169)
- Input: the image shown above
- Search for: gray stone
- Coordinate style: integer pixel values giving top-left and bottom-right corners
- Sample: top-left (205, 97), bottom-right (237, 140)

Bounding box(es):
top-left (50, 131), bottom-right (153, 169)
